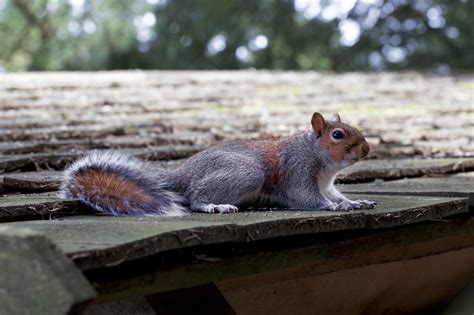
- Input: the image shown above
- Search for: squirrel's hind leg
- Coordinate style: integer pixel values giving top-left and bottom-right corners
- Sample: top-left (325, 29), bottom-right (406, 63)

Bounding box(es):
top-left (188, 167), bottom-right (265, 214)
top-left (192, 203), bottom-right (239, 214)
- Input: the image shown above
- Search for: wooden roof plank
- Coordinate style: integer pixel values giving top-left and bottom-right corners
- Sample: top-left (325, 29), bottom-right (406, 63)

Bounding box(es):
top-left (340, 172), bottom-right (474, 207)
top-left (0, 226), bottom-right (96, 314)
top-left (336, 158), bottom-right (474, 183)
top-left (0, 192), bottom-right (85, 221)
top-left (3, 194), bottom-right (468, 270)
top-left (86, 215), bottom-right (474, 301)
top-left (3, 171), bottom-right (63, 192)
top-left (0, 145), bottom-right (203, 174)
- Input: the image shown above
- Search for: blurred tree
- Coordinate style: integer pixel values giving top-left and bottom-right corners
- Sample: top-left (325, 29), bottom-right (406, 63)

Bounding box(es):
top-left (0, 0), bottom-right (472, 72)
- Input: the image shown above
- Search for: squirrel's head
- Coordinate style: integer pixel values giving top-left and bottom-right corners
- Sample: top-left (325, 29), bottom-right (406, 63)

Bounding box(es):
top-left (311, 112), bottom-right (370, 166)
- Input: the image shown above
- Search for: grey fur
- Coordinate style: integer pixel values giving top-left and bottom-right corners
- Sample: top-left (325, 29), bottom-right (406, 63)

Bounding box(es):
top-left (165, 141), bottom-right (268, 213)
top-left (166, 129), bottom-right (374, 213)
top-left (61, 126), bottom-right (375, 215)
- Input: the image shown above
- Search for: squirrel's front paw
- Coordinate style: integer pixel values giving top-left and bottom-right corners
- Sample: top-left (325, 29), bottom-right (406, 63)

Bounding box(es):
top-left (352, 199), bottom-right (377, 209)
top-left (202, 204), bottom-right (239, 214)
top-left (334, 199), bottom-right (377, 211)
top-left (336, 200), bottom-right (354, 211)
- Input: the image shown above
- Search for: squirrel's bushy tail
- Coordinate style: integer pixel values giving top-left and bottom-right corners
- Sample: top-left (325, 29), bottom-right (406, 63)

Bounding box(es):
top-left (60, 151), bottom-right (185, 216)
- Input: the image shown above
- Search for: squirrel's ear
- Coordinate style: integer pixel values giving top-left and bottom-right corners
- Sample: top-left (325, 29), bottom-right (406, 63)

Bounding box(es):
top-left (311, 112), bottom-right (326, 137)
top-left (330, 113), bottom-right (341, 123)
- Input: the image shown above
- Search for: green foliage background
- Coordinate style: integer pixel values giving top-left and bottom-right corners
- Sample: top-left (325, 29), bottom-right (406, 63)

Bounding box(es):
top-left (0, 0), bottom-right (472, 71)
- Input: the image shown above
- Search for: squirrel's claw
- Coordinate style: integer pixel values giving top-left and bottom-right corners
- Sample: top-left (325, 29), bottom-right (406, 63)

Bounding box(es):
top-left (355, 199), bottom-right (377, 209)
top-left (349, 199), bottom-right (377, 210)
top-left (334, 199), bottom-right (377, 211)
top-left (204, 204), bottom-right (239, 214)
top-left (336, 200), bottom-right (354, 211)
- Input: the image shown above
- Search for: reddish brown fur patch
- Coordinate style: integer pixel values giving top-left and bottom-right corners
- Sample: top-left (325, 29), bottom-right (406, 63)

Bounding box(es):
top-left (251, 140), bottom-right (287, 193)
top-left (320, 122), bottom-right (367, 161)
top-left (72, 170), bottom-right (153, 210)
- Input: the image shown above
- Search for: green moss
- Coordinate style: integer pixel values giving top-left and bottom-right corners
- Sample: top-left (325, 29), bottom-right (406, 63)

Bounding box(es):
top-left (266, 103), bottom-right (294, 110)
top-left (338, 103), bottom-right (425, 115)
top-left (204, 102), bottom-right (229, 111)
top-left (257, 86), bottom-right (305, 95)
top-left (461, 82), bottom-right (474, 90)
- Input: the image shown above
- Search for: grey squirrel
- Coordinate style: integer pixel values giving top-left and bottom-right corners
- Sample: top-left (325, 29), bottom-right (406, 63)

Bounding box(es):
top-left (60, 112), bottom-right (376, 216)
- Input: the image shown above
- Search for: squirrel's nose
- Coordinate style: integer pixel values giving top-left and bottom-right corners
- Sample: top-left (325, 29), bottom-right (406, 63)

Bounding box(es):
top-left (361, 143), bottom-right (370, 156)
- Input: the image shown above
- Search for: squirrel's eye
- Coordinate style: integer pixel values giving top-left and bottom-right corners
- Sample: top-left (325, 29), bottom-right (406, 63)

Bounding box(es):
top-left (331, 130), bottom-right (344, 140)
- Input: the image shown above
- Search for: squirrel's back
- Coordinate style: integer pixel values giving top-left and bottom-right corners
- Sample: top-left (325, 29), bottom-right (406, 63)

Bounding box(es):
top-left (60, 151), bottom-right (185, 216)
